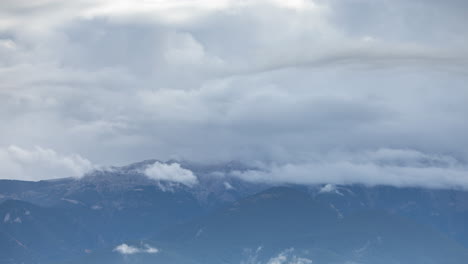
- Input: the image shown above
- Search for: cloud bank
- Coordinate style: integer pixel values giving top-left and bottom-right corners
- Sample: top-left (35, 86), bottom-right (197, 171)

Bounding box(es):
top-left (0, 145), bottom-right (93, 181)
top-left (143, 162), bottom-right (198, 186)
top-left (1, 0), bottom-right (467, 188)
top-left (234, 149), bottom-right (468, 190)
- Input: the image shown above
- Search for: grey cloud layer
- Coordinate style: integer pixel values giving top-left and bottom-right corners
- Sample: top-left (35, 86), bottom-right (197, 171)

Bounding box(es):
top-left (0, 0), bottom-right (467, 187)
top-left (234, 149), bottom-right (468, 190)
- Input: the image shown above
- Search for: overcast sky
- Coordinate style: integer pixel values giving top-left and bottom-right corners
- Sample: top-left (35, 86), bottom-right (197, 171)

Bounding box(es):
top-left (1, 0), bottom-right (468, 187)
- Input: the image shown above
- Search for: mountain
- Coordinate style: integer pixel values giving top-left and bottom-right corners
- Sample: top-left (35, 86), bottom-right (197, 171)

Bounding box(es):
top-left (0, 199), bottom-right (93, 263)
top-left (310, 184), bottom-right (468, 247)
top-left (0, 160), bottom-right (266, 263)
top-left (1, 160), bottom-right (468, 263)
top-left (73, 187), bottom-right (468, 264)
top-left (0, 160), bottom-right (265, 208)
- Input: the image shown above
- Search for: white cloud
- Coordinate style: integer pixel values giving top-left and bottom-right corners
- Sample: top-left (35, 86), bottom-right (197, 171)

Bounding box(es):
top-left (113, 244), bottom-right (139, 255)
top-left (0, 145), bottom-right (93, 181)
top-left (145, 245), bottom-right (159, 253)
top-left (163, 32), bottom-right (223, 67)
top-left (143, 162), bottom-right (198, 186)
top-left (233, 149), bottom-right (468, 190)
top-left (81, 0), bottom-right (236, 24)
top-left (1, 0), bottom-right (468, 188)
top-left (319, 184), bottom-right (337, 193)
top-left (267, 249), bottom-right (312, 264)
top-left (113, 243), bottom-right (159, 255)
top-left (0, 39), bottom-right (16, 49)
top-left (242, 247), bottom-right (312, 264)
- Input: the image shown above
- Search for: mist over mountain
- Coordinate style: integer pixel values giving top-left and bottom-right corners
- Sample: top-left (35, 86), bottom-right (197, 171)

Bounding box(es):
top-left (1, 0), bottom-right (468, 263)
top-left (1, 160), bottom-right (468, 264)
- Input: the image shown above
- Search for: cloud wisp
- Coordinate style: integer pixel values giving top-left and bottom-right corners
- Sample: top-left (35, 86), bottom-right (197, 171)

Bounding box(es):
top-left (113, 243), bottom-right (159, 255)
top-left (267, 248), bottom-right (312, 264)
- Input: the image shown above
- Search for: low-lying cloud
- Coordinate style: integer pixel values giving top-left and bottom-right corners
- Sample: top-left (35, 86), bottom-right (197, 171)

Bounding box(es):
top-left (242, 247), bottom-right (312, 264)
top-left (267, 248), bottom-right (312, 264)
top-left (0, 145), bottom-right (93, 181)
top-left (113, 243), bottom-right (158, 255)
top-left (233, 149), bottom-right (468, 190)
top-left (143, 161), bottom-right (198, 186)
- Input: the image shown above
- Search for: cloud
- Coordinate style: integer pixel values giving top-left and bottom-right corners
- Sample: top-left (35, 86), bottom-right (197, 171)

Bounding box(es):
top-left (0, 145), bottom-right (93, 181)
top-left (241, 247), bottom-right (312, 264)
top-left (233, 148), bottom-right (468, 190)
top-left (143, 162), bottom-right (198, 186)
top-left (267, 248), bottom-right (312, 264)
top-left (224, 181), bottom-right (234, 190)
top-left (319, 184), bottom-right (338, 194)
top-left (1, 0), bottom-right (467, 188)
top-left (113, 243), bottom-right (159, 255)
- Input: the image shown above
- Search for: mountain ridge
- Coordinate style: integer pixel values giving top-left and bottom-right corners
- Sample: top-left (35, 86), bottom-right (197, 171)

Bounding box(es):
top-left (1, 160), bottom-right (468, 263)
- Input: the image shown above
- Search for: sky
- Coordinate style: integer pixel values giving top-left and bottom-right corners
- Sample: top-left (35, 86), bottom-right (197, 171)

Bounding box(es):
top-left (0, 0), bottom-right (468, 188)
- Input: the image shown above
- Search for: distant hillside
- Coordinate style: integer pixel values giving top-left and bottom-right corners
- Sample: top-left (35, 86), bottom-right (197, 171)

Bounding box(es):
top-left (0, 160), bottom-right (468, 263)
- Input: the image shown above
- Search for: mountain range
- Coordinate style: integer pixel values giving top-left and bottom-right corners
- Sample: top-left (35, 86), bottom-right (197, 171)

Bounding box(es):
top-left (1, 160), bottom-right (467, 264)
